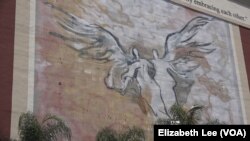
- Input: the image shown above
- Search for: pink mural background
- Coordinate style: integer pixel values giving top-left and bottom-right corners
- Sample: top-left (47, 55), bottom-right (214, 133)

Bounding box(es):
top-left (35, 0), bottom-right (243, 140)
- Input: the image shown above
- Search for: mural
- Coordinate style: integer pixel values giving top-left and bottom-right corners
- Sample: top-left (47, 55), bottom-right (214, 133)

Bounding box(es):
top-left (35, 0), bottom-right (244, 140)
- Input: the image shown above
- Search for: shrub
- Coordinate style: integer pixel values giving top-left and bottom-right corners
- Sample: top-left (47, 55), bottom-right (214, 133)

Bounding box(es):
top-left (96, 126), bottom-right (145, 141)
top-left (18, 112), bottom-right (71, 141)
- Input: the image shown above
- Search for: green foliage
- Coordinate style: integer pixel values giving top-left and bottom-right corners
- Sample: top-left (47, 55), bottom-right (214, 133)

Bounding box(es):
top-left (205, 119), bottom-right (225, 125)
top-left (156, 103), bottom-right (225, 125)
top-left (96, 128), bottom-right (118, 141)
top-left (18, 112), bottom-right (43, 141)
top-left (155, 118), bottom-right (172, 125)
top-left (156, 103), bottom-right (203, 125)
top-left (119, 127), bottom-right (145, 141)
top-left (18, 112), bottom-right (71, 141)
top-left (42, 115), bottom-right (71, 141)
top-left (96, 126), bottom-right (145, 141)
top-left (171, 104), bottom-right (202, 124)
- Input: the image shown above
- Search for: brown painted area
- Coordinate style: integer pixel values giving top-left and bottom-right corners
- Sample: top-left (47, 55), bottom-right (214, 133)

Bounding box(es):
top-left (0, 0), bottom-right (16, 138)
top-left (240, 27), bottom-right (250, 89)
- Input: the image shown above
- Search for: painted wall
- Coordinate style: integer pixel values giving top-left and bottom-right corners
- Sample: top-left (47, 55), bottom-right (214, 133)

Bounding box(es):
top-left (34, 0), bottom-right (248, 140)
top-left (1, 0), bottom-right (250, 140)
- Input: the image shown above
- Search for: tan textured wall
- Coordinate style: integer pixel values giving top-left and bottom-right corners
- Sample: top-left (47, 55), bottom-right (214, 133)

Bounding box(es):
top-left (11, 0), bottom-right (30, 139)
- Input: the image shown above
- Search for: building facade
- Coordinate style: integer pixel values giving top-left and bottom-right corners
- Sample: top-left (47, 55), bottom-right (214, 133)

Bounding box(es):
top-left (1, 0), bottom-right (250, 140)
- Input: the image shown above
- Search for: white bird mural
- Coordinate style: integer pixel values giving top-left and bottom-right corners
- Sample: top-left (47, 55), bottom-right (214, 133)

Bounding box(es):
top-left (45, 2), bottom-right (217, 120)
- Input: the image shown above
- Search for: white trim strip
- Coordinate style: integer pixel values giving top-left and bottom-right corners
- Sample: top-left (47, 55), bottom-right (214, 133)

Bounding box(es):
top-left (229, 24), bottom-right (247, 124)
top-left (27, 0), bottom-right (36, 112)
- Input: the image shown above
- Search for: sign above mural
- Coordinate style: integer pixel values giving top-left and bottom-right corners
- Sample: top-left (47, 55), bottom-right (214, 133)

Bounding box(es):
top-left (170, 0), bottom-right (250, 29)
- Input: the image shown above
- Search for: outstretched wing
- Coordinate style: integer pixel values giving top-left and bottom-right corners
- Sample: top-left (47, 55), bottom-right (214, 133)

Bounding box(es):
top-left (45, 2), bottom-right (133, 65)
top-left (162, 16), bottom-right (216, 74)
top-left (162, 16), bottom-right (215, 62)
top-left (161, 17), bottom-right (216, 105)
top-left (46, 2), bottom-right (141, 95)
